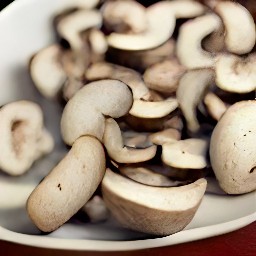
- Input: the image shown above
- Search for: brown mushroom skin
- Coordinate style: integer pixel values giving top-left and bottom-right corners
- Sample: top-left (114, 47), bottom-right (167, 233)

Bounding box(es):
top-left (210, 100), bottom-right (256, 194)
top-left (27, 136), bottom-right (106, 232)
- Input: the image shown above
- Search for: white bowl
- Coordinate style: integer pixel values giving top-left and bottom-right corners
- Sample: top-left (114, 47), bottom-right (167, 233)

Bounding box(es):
top-left (0, 0), bottom-right (255, 251)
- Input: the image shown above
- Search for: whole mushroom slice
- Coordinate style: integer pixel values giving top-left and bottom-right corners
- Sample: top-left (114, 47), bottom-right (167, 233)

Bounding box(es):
top-left (86, 62), bottom-right (150, 100)
top-left (177, 69), bottom-right (214, 133)
top-left (176, 14), bottom-right (222, 69)
top-left (215, 1), bottom-right (256, 55)
top-left (102, 168), bottom-right (207, 235)
top-left (215, 54), bottom-right (256, 93)
top-left (0, 101), bottom-right (53, 176)
top-left (210, 100), bottom-right (256, 194)
top-left (143, 59), bottom-right (186, 94)
top-left (61, 79), bottom-right (133, 146)
top-left (102, 0), bottom-right (147, 34)
top-left (149, 128), bottom-right (181, 145)
top-left (30, 44), bottom-right (67, 99)
top-left (204, 92), bottom-right (229, 121)
top-left (162, 139), bottom-right (208, 169)
top-left (120, 165), bottom-right (186, 187)
top-left (103, 118), bottom-right (157, 164)
top-left (129, 98), bottom-right (178, 119)
top-left (27, 136), bottom-right (106, 232)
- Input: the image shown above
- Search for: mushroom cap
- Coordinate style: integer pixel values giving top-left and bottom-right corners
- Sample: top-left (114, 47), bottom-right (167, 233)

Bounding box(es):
top-left (30, 44), bottom-right (66, 99)
top-left (176, 14), bottom-right (222, 69)
top-left (102, 168), bottom-right (207, 235)
top-left (103, 118), bottom-right (157, 164)
top-left (61, 79), bottom-right (133, 145)
top-left (210, 100), bottom-right (256, 194)
top-left (215, 54), bottom-right (256, 94)
top-left (215, 1), bottom-right (256, 55)
top-left (162, 138), bottom-right (208, 169)
top-left (27, 136), bottom-right (106, 232)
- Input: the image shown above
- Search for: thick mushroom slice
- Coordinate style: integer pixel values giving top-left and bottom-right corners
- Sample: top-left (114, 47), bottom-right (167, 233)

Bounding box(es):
top-left (215, 54), bottom-right (256, 94)
top-left (86, 62), bottom-right (150, 100)
top-left (129, 97), bottom-right (178, 119)
top-left (162, 139), bottom-right (208, 169)
top-left (215, 1), bottom-right (256, 55)
top-left (103, 118), bottom-right (157, 164)
top-left (102, 168), bottom-right (207, 235)
top-left (177, 69), bottom-right (214, 133)
top-left (107, 0), bottom-right (205, 51)
top-left (149, 128), bottom-right (181, 145)
top-left (176, 14), bottom-right (222, 69)
top-left (0, 101), bottom-right (53, 176)
top-left (143, 59), bottom-right (186, 94)
top-left (30, 44), bottom-right (66, 99)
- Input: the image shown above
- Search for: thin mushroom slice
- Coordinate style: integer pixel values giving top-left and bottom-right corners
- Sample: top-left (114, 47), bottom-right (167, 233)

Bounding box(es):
top-left (162, 139), bottom-right (208, 169)
top-left (61, 79), bottom-right (133, 146)
top-left (102, 168), bottom-right (207, 235)
top-left (0, 101), bottom-right (53, 176)
top-left (215, 1), bottom-right (256, 55)
top-left (120, 166), bottom-right (187, 187)
top-left (215, 54), bottom-right (256, 94)
top-left (86, 62), bottom-right (150, 100)
top-left (149, 128), bottom-right (181, 145)
top-left (103, 118), bottom-right (157, 164)
top-left (27, 136), bottom-right (106, 232)
top-left (143, 59), bottom-right (186, 94)
top-left (177, 69), bottom-right (214, 133)
top-left (30, 44), bottom-right (66, 99)
top-left (176, 14), bottom-right (222, 69)
top-left (129, 98), bottom-right (178, 119)
top-left (204, 92), bottom-right (229, 121)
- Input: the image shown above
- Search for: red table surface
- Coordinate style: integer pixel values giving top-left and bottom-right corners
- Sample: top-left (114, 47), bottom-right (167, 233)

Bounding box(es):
top-left (0, 221), bottom-right (255, 256)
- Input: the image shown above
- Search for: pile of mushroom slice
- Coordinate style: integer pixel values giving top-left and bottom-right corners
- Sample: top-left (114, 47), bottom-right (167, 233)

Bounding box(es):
top-left (21, 0), bottom-right (256, 236)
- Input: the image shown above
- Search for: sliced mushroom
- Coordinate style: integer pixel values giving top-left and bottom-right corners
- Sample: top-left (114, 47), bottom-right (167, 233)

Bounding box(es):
top-left (0, 101), bottom-right (53, 176)
top-left (164, 115), bottom-right (184, 131)
top-left (210, 100), bottom-right (256, 194)
top-left (27, 136), bottom-right (106, 232)
top-left (102, 0), bottom-right (147, 34)
top-left (60, 0), bottom-right (100, 10)
top-left (119, 166), bottom-right (187, 187)
top-left (177, 69), bottom-right (214, 133)
top-left (123, 131), bottom-right (151, 148)
top-left (176, 14), bottom-right (222, 69)
top-left (149, 128), bottom-right (181, 145)
top-left (204, 92), bottom-right (229, 121)
top-left (61, 79), bottom-right (133, 145)
top-left (162, 138), bottom-right (208, 169)
top-left (62, 77), bottom-right (84, 101)
top-left (215, 54), bottom-right (256, 93)
top-left (143, 59), bottom-right (186, 94)
top-left (102, 168), bottom-right (207, 235)
top-left (30, 44), bottom-right (66, 99)
top-left (103, 118), bottom-right (157, 164)
top-left (107, 0), bottom-right (205, 51)
top-left (215, 1), bottom-right (256, 55)
top-left (86, 62), bottom-right (150, 100)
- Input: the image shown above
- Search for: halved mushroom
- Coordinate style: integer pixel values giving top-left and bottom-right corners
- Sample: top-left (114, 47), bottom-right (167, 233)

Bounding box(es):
top-left (177, 69), bottom-right (214, 133)
top-left (215, 1), bottom-right (256, 55)
top-left (210, 100), bottom-right (256, 194)
top-left (61, 79), bottom-right (133, 145)
top-left (102, 168), bottom-right (207, 235)
top-left (103, 118), bottom-right (157, 163)
top-left (129, 97), bottom-right (178, 119)
top-left (176, 14), bottom-right (222, 69)
top-left (107, 0), bottom-right (205, 51)
top-left (0, 101), bottom-right (54, 176)
top-left (215, 54), bottom-right (256, 93)
top-left (204, 92), bottom-right (229, 121)
top-left (149, 128), bottom-right (181, 145)
top-left (143, 59), bottom-right (186, 94)
top-left (102, 0), bottom-right (147, 34)
top-left (162, 138), bottom-right (208, 169)
top-left (30, 44), bottom-right (67, 99)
